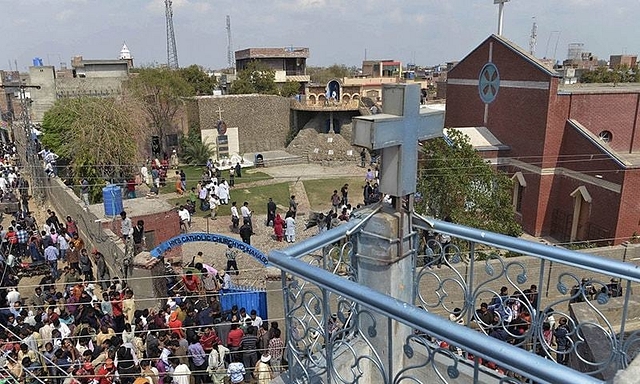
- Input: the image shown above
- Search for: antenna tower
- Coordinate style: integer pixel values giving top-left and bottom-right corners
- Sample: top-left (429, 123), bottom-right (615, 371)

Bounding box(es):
top-left (226, 15), bottom-right (234, 70)
top-left (529, 18), bottom-right (538, 56)
top-left (165, 0), bottom-right (179, 69)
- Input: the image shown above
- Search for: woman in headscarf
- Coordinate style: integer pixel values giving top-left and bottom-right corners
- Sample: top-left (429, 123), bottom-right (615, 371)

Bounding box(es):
top-left (273, 213), bottom-right (284, 242)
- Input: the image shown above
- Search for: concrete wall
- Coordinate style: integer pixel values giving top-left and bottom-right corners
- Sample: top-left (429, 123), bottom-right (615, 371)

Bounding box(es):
top-left (191, 94), bottom-right (291, 153)
top-left (28, 66), bottom-right (57, 123)
top-left (55, 77), bottom-right (123, 98)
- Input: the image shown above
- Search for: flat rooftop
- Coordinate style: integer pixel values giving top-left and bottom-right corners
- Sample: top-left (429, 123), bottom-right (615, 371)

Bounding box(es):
top-left (559, 82), bottom-right (640, 94)
top-left (88, 195), bottom-right (175, 222)
top-left (235, 47), bottom-right (309, 60)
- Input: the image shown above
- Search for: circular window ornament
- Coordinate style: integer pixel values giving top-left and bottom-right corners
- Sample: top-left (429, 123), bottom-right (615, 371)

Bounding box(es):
top-left (478, 63), bottom-right (500, 104)
top-left (598, 130), bottom-right (612, 143)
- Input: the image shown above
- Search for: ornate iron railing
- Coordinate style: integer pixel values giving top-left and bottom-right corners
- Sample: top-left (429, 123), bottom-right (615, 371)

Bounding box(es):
top-left (269, 210), bottom-right (640, 384)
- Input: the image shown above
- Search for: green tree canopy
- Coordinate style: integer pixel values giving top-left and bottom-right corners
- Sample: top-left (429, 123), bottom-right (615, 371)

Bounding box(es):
top-left (40, 97), bottom-right (144, 200)
top-left (416, 129), bottom-right (522, 237)
top-left (230, 61), bottom-right (278, 95)
top-left (580, 65), bottom-right (638, 83)
top-left (124, 68), bottom-right (194, 153)
top-left (178, 65), bottom-right (217, 95)
top-left (307, 64), bottom-right (357, 84)
top-left (279, 81), bottom-right (301, 97)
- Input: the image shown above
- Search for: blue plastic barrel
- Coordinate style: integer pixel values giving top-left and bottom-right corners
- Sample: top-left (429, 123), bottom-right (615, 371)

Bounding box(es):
top-left (102, 184), bottom-right (123, 216)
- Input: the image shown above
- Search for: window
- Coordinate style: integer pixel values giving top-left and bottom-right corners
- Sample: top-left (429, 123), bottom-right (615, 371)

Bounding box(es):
top-left (598, 130), bottom-right (613, 143)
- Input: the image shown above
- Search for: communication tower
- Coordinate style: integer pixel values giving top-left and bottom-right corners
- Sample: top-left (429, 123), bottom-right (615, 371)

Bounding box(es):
top-left (529, 18), bottom-right (538, 56)
top-left (165, 0), bottom-right (179, 69)
top-left (226, 15), bottom-right (234, 70)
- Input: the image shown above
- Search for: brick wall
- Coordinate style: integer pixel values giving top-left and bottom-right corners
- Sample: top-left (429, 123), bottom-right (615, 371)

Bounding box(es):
top-left (191, 94), bottom-right (291, 153)
top-left (42, 178), bottom-right (179, 308)
top-left (568, 93), bottom-right (640, 153)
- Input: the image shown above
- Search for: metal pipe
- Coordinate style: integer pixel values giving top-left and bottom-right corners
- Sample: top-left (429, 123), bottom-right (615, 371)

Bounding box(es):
top-left (414, 215), bottom-right (640, 283)
top-left (269, 249), bottom-right (600, 384)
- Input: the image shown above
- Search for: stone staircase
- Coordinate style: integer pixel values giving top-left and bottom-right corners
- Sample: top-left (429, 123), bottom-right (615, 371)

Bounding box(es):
top-left (262, 154), bottom-right (309, 167)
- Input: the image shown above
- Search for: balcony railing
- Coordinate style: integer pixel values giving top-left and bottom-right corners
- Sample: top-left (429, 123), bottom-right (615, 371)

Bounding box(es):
top-left (268, 207), bottom-right (640, 383)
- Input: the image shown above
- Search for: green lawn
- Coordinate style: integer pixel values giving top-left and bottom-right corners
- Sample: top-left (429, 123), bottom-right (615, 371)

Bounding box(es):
top-left (159, 166), bottom-right (272, 194)
top-left (304, 177), bottom-right (367, 211)
top-left (168, 181), bottom-right (291, 217)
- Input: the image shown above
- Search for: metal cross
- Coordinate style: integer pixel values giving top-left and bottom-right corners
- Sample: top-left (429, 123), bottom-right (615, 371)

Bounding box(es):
top-left (494, 0), bottom-right (511, 35)
top-left (216, 106), bottom-right (224, 121)
top-left (352, 84), bottom-right (444, 197)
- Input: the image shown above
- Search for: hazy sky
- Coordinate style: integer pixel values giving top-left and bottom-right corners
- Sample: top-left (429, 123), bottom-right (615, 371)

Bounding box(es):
top-left (1, 0), bottom-right (637, 71)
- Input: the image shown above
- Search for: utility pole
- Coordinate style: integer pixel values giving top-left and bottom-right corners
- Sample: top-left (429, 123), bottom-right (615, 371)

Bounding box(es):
top-left (0, 83), bottom-right (46, 203)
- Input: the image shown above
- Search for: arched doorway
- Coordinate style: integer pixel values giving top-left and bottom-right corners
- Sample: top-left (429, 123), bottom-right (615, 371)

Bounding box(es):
top-left (327, 80), bottom-right (341, 101)
top-left (570, 186), bottom-right (591, 242)
top-left (308, 94), bottom-right (317, 105)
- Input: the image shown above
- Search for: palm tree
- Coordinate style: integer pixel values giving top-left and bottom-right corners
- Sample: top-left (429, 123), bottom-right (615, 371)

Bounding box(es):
top-left (182, 140), bottom-right (215, 165)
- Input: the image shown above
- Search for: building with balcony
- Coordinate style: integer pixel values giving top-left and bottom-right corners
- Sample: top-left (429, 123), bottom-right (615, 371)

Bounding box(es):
top-left (234, 46), bottom-right (311, 86)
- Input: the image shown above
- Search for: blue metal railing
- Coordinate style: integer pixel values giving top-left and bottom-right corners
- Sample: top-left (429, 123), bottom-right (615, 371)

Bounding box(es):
top-left (268, 210), bottom-right (639, 383)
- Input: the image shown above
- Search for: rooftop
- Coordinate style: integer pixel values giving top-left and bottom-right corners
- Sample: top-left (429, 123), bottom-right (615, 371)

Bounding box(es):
top-left (235, 47), bottom-right (309, 60)
top-left (559, 82), bottom-right (640, 94)
top-left (88, 195), bottom-right (175, 222)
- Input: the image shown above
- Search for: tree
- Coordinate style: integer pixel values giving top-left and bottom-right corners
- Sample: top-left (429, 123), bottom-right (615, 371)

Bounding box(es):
top-left (580, 65), bottom-right (638, 84)
top-left (180, 129), bottom-right (215, 165)
top-left (178, 65), bottom-right (217, 96)
top-left (230, 61), bottom-right (277, 95)
top-left (279, 81), bottom-right (301, 97)
top-left (307, 64), bottom-right (356, 84)
top-left (124, 68), bottom-right (194, 154)
top-left (41, 97), bottom-right (144, 201)
top-left (416, 129), bottom-right (522, 237)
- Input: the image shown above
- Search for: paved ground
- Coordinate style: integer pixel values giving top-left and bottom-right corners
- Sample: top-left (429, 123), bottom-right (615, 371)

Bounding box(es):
top-left (170, 162), bottom-right (365, 288)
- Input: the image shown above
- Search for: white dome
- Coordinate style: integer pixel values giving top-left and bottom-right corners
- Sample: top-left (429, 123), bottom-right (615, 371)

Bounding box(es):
top-left (119, 43), bottom-right (131, 60)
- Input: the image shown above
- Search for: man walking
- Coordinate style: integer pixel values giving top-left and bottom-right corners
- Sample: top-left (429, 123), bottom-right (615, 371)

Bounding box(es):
top-left (45, 242), bottom-right (60, 280)
top-left (239, 219), bottom-right (253, 246)
top-left (240, 202), bottom-right (252, 228)
top-left (225, 245), bottom-right (239, 275)
top-left (266, 198), bottom-right (276, 227)
top-left (230, 202), bottom-right (240, 233)
top-left (289, 195), bottom-right (298, 219)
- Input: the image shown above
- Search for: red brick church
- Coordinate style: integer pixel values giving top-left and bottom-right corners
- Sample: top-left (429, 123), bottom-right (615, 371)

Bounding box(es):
top-left (446, 34), bottom-right (640, 245)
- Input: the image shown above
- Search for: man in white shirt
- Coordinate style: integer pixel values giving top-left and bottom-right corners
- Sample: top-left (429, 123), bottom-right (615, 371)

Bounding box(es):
top-left (249, 309), bottom-right (263, 328)
top-left (178, 206), bottom-right (191, 230)
top-left (230, 202), bottom-right (240, 232)
top-left (240, 201), bottom-right (252, 227)
top-left (120, 211), bottom-right (133, 240)
top-left (169, 357), bottom-right (191, 384)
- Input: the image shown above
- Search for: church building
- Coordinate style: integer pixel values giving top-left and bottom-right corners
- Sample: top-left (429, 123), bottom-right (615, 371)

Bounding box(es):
top-left (446, 34), bottom-right (640, 245)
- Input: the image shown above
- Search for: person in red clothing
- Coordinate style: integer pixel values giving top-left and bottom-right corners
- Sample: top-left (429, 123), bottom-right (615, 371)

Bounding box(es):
top-left (110, 291), bottom-right (125, 333)
top-left (227, 323), bottom-right (244, 363)
top-left (168, 310), bottom-right (184, 339)
top-left (199, 326), bottom-right (222, 353)
top-left (273, 213), bottom-right (284, 242)
top-left (95, 358), bottom-right (116, 384)
top-left (182, 270), bottom-right (203, 296)
top-left (65, 216), bottom-right (78, 237)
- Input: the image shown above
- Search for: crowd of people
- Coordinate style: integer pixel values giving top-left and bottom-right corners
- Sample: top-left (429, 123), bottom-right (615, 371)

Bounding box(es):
top-left (0, 144), bottom-right (289, 384)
